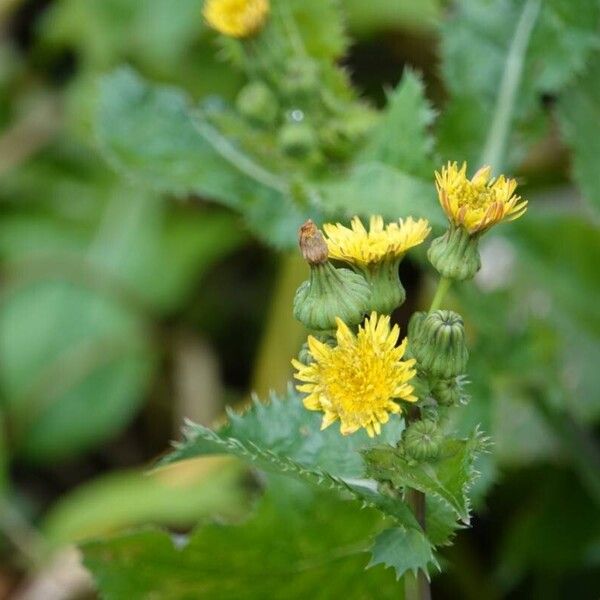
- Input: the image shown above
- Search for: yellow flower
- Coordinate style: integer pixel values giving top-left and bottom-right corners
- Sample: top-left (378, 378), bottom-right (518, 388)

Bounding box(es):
top-left (292, 312), bottom-right (417, 437)
top-left (323, 215), bottom-right (430, 269)
top-left (435, 161), bottom-right (527, 235)
top-left (203, 0), bottom-right (269, 38)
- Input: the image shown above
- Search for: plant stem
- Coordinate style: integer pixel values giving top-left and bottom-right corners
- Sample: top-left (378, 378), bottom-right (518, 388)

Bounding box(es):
top-left (404, 488), bottom-right (431, 600)
top-left (479, 0), bottom-right (541, 172)
top-left (429, 277), bottom-right (451, 312)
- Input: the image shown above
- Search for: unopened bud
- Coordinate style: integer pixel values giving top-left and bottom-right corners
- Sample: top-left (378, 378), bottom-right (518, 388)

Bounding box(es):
top-left (403, 419), bottom-right (442, 461)
top-left (278, 122), bottom-right (318, 157)
top-left (431, 376), bottom-right (469, 407)
top-left (408, 310), bottom-right (468, 379)
top-left (280, 58), bottom-right (319, 97)
top-left (236, 81), bottom-right (278, 126)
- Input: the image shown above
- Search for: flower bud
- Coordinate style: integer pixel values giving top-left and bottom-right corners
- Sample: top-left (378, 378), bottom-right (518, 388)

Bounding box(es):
top-left (362, 261), bottom-right (406, 315)
top-left (408, 310), bottom-right (468, 379)
top-left (293, 221), bottom-right (371, 331)
top-left (278, 122), bottom-right (318, 157)
top-left (427, 225), bottom-right (481, 281)
top-left (280, 58), bottom-right (319, 97)
top-left (403, 419), bottom-right (442, 461)
top-left (431, 377), bottom-right (459, 406)
top-left (431, 376), bottom-right (469, 407)
top-left (236, 81), bottom-right (278, 125)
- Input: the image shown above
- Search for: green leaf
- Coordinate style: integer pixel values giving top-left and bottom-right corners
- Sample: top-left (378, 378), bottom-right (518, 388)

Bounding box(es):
top-left (163, 387), bottom-right (428, 527)
top-left (165, 386), bottom-right (404, 478)
top-left (286, 0), bottom-right (349, 62)
top-left (0, 276), bottom-right (154, 462)
top-left (368, 526), bottom-right (439, 581)
top-left (42, 457), bottom-right (248, 550)
top-left (95, 68), bottom-right (305, 247)
top-left (82, 478), bottom-right (401, 599)
top-left (364, 431), bottom-right (486, 524)
top-left (557, 54), bottom-right (600, 214)
top-left (317, 162), bottom-right (445, 226)
top-left (426, 494), bottom-right (462, 547)
top-left (0, 167), bottom-right (245, 460)
top-left (359, 69), bottom-right (436, 178)
top-left (41, 0), bottom-right (204, 73)
top-left (438, 0), bottom-right (600, 165)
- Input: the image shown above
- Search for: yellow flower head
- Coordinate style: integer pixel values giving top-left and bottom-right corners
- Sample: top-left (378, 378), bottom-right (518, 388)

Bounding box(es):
top-left (435, 161), bottom-right (527, 234)
top-left (203, 0), bottom-right (269, 38)
top-left (323, 215), bottom-right (431, 268)
top-left (292, 312), bottom-right (417, 437)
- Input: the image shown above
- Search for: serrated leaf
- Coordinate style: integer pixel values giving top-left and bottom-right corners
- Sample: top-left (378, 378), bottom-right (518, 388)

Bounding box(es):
top-left (426, 494), bottom-right (462, 547)
top-left (219, 0), bottom-right (349, 65)
top-left (359, 69), bottom-right (436, 178)
top-left (82, 479), bottom-right (401, 599)
top-left (317, 162), bottom-right (445, 226)
top-left (166, 386), bottom-right (404, 478)
top-left (95, 67), bottom-right (306, 247)
top-left (162, 387), bottom-right (429, 527)
top-left (557, 53), bottom-right (600, 214)
top-left (368, 526), bottom-right (439, 581)
top-left (364, 432), bottom-right (485, 524)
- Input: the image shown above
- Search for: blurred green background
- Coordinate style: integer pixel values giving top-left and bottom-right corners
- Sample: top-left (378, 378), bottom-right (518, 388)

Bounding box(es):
top-left (0, 0), bottom-right (599, 598)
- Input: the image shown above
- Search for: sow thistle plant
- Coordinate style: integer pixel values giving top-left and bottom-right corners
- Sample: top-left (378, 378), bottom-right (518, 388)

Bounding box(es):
top-left (81, 0), bottom-right (553, 596)
top-left (161, 164), bottom-right (527, 598)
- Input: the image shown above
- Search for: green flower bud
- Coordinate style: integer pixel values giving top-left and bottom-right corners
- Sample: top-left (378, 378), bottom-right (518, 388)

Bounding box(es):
top-left (408, 310), bottom-right (468, 379)
top-left (236, 81), bottom-right (278, 126)
top-left (403, 419), bottom-right (442, 461)
top-left (293, 221), bottom-right (371, 331)
top-left (362, 260), bottom-right (406, 315)
top-left (428, 225), bottom-right (481, 281)
top-left (410, 373), bottom-right (431, 402)
top-left (280, 58), bottom-right (319, 97)
top-left (431, 376), bottom-right (469, 407)
top-left (278, 122), bottom-right (318, 158)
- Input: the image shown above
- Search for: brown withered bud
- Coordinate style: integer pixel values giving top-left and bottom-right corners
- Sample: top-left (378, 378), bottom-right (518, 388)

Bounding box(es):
top-left (298, 220), bottom-right (328, 265)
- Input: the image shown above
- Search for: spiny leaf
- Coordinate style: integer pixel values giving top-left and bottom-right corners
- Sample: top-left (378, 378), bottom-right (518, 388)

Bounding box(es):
top-left (364, 430), bottom-right (487, 524)
top-left (316, 162), bottom-right (445, 227)
top-left (368, 526), bottom-right (439, 581)
top-left (165, 385), bottom-right (404, 478)
top-left (359, 69), bottom-right (437, 178)
top-left (162, 387), bottom-right (429, 528)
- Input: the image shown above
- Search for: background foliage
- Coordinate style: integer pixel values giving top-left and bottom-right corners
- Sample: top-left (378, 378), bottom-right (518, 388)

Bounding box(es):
top-left (0, 0), bottom-right (598, 598)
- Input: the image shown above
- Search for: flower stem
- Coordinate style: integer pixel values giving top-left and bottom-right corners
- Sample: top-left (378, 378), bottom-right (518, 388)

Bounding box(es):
top-left (429, 276), bottom-right (451, 312)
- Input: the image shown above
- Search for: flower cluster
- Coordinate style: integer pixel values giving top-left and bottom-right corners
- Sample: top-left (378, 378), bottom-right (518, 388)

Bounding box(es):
top-left (292, 162), bottom-right (527, 441)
